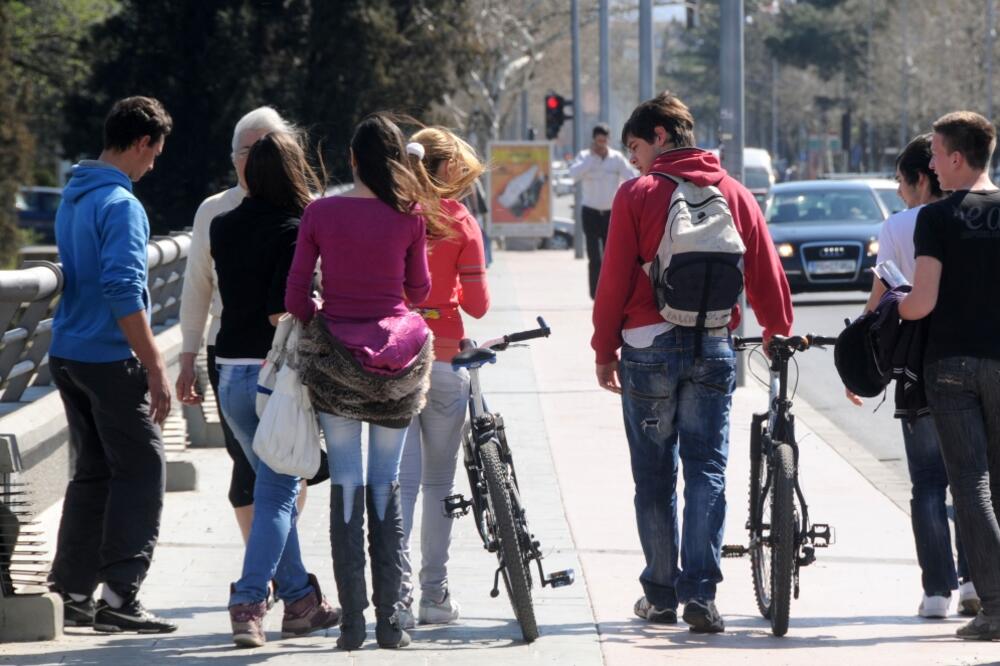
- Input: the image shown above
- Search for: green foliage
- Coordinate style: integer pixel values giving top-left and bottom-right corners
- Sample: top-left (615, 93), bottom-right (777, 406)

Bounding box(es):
top-left (61, 1), bottom-right (476, 233)
top-left (0, 0), bottom-right (114, 265)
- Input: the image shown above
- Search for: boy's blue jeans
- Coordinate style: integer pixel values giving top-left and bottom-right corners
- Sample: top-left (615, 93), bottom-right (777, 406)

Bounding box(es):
top-left (619, 327), bottom-right (736, 609)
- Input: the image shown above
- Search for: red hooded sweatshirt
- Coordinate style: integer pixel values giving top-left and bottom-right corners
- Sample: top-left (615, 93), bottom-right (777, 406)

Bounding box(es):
top-left (591, 148), bottom-right (793, 364)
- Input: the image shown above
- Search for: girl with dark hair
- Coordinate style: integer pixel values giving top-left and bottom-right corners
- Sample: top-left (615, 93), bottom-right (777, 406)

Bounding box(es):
top-left (285, 112), bottom-right (436, 650)
top-left (845, 133), bottom-right (977, 619)
top-left (213, 132), bottom-right (340, 649)
top-left (396, 127), bottom-right (490, 629)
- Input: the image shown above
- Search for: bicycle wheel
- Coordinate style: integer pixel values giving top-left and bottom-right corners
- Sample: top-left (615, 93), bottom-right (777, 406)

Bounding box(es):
top-left (749, 426), bottom-right (772, 619)
top-left (769, 442), bottom-right (796, 637)
top-left (481, 439), bottom-right (539, 642)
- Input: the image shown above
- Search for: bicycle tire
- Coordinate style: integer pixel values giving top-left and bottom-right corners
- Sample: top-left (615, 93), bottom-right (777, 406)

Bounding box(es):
top-left (481, 439), bottom-right (539, 642)
top-left (749, 428), bottom-right (771, 619)
top-left (769, 442), bottom-right (796, 637)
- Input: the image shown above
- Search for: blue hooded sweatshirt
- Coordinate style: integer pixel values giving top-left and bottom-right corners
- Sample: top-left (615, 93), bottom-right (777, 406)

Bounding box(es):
top-left (50, 161), bottom-right (150, 362)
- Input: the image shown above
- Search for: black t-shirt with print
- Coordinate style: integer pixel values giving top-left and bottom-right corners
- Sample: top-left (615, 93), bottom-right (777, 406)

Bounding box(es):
top-left (914, 189), bottom-right (1000, 363)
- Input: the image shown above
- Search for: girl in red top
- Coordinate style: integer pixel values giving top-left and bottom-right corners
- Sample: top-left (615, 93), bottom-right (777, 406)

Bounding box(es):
top-left (398, 127), bottom-right (490, 627)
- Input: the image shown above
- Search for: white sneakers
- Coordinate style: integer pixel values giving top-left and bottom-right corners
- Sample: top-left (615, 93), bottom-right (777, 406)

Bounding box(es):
top-left (918, 594), bottom-right (950, 618)
top-left (918, 582), bottom-right (981, 619)
top-left (419, 591), bottom-right (461, 625)
top-left (397, 590), bottom-right (461, 629)
top-left (959, 581), bottom-right (982, 617)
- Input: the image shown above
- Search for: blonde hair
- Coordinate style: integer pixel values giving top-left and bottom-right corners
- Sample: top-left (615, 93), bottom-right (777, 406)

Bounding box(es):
top-left (410, 127), bottom-right (486, 203)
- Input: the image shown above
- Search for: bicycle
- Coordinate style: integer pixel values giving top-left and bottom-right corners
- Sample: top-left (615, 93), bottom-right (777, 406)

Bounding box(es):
top-left (442, 316), bottom-right (575, 643)
top-left (722, 334), bottom-right (838, 637)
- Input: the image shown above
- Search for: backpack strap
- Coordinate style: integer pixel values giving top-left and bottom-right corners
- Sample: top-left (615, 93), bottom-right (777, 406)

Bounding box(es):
top-left (635, 172), bottom-right (684, 267)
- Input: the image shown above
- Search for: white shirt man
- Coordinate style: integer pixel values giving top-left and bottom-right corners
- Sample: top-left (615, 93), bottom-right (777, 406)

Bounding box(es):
top-left (570, 124), bottom-right (637, 298)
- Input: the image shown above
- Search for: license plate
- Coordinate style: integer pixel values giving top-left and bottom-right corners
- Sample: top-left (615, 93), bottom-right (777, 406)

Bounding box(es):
top-left (808, 260), bottom-right (855, 275)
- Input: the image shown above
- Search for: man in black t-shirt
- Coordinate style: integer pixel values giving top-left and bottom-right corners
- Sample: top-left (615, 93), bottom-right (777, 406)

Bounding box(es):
top-left (900, 110), bottom-right (1000, 641)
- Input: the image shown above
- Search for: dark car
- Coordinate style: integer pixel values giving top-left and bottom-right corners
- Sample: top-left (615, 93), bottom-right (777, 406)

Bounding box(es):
top-left (764, 179), bottom-right (905, 293)
top-left (15, 186), bottom-right (62, 244)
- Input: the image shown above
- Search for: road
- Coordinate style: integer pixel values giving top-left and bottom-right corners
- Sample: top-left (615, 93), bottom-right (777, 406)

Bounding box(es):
top-left (554, 190), bottom-right (911, 494)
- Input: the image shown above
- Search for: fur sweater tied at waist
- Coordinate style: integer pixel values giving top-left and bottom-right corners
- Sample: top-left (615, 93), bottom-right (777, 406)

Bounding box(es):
top-left (297, 317), bottom-right (433, 429)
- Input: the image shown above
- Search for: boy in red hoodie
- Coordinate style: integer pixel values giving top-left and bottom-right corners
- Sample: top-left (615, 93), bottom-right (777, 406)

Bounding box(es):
top-left (592, 92), bottom-right (792, 633)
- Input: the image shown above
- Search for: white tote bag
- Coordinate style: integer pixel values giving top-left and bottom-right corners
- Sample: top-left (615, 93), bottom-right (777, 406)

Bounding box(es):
top-left (256, 314), bottom-right (299, 418)
top-left (252, 361), bottom-right (321, 479)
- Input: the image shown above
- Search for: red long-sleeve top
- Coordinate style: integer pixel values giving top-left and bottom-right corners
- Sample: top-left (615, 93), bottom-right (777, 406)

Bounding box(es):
top-left (591, 148), bottom-right (793, 364)
top-left (413, 199), bottom-right (490, 361)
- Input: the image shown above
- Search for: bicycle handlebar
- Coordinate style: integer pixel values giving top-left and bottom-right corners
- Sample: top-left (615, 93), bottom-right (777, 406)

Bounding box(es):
top-left (505, 316), bottom-right (551, 344)
top-left (733, 333), bottom-right (838, 353)
top-left (460, 317), bottom-right (551, 353)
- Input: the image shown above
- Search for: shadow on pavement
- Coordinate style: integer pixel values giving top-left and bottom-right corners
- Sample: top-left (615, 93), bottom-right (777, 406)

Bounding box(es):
top-left (594, 614), bottom-right (971, 651)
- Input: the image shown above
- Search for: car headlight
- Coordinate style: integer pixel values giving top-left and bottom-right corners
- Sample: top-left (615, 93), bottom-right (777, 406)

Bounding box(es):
top-left (777, 243), bottom-right (794, 258)
top-left (867, 239), bottom-right (879, 257)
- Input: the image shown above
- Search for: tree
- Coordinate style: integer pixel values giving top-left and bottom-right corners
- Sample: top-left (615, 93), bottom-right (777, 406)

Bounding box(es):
top-left (62, 1), bottom-right (476, 232)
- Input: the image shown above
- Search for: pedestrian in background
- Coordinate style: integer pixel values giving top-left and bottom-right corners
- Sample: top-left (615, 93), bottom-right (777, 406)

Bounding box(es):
top-left (216, 132), bottom-right (339, 649)
top-left (177, 106), bottom-right (315, 548)
top-left (900, 110), bottom-right (1000, 641)
top-left (398, 127), bottom-right (490, 629)
top-left (47, 96), bottom-right (177, 633)
top-left (570, 123), bottom-right (636, 299)
top-left (846, 133), bottom-right (978, 620)
top-left (592, 91), bottom-right (792, 633)
top-left (286, 112), bottom-right (436, 650)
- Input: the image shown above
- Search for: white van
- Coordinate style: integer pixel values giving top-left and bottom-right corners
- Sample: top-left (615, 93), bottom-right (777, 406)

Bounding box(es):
top-left (710, 147), bottom-right (775, 209)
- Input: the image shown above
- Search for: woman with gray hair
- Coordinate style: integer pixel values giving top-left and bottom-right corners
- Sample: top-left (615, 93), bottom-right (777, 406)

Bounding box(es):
top-left (176, 106), bottom-right (311, 543)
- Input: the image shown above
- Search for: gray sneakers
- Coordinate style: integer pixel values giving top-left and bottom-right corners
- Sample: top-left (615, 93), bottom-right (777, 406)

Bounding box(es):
top-left (633, 596), bottom-right (678, 624)
top-left (419, 591), bottom-right (461, 625)
top-left (956, 612), bottom-right (1000, 641)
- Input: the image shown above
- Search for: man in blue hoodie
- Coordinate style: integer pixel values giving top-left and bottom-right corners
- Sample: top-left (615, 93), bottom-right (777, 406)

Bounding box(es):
top-left (47, 96), bottom-right (177, 633)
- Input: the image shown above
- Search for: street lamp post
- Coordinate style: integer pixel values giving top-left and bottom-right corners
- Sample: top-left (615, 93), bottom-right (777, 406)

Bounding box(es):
top-left (639, 0), bottom-right (654, 101)
top-left (571, 0), bottom-right (584, 259)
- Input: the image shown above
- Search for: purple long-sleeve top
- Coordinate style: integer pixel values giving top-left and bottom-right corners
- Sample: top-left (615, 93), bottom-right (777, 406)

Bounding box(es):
top-left (285, 195), bottom-right (431, 372)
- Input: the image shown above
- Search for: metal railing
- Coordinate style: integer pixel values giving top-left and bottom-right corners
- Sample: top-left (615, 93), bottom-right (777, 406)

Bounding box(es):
top-left (0, 231), bottom-right (190, 598)
top-left (0, 231), bottom-right (190, 403)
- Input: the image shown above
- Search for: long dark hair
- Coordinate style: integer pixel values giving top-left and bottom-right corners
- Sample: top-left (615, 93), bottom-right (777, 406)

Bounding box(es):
top-left (350, 112), bottom-right (442, 233)
top-left (245, 132), bottom-right (322, 215)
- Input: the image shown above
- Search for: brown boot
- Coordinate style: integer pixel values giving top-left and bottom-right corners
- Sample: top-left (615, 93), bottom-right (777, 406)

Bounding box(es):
top-left (281, 573), bottom-right (342, 638)
top-left (230, 599), bottom-right (267, 648)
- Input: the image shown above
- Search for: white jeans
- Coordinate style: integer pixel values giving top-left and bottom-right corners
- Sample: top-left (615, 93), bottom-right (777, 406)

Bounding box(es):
top-left (399, 362), bottom-right (470, 603)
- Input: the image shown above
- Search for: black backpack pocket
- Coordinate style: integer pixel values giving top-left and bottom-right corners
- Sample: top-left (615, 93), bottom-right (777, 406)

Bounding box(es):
top-left (661, 252), bottom-right (744, 323)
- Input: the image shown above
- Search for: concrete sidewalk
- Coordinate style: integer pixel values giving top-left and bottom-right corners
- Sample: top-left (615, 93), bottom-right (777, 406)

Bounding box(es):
top-left (3, 249), bottom-right (998, 665)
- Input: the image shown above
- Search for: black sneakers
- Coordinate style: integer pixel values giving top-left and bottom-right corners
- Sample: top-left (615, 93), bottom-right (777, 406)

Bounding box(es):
top-left (60, 594), bottom-right (96, 627)
top-left (682, 599), bottom-right (725, 633)
top-left (93, 599), bottom-right (178, 634)
top-left (633, 596), bottom-right (678, 624)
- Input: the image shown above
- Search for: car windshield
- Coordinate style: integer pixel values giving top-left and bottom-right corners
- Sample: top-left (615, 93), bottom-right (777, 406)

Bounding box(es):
top-left (766, 188), bottom-right (883, 224)
top-left (745, 167), bottom-right (772, 191)
top-left (876, 188), bottom-right (906, 215)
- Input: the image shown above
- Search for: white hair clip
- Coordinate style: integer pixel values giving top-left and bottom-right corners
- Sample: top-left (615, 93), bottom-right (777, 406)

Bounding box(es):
top-left (406, 142), bottom-right (426, 160)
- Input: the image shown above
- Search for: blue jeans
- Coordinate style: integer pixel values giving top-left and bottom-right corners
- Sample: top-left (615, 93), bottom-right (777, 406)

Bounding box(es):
top-left (902, 415), bottom-right (969, 596)
top-left (925, 356), bottom-right (1000, 616)
top-left (318, 412), bottom-right (409, 523)
top-left (218, 364), bottom-right (312, 607)
top-left (619, 327), bottom-right (736, 608)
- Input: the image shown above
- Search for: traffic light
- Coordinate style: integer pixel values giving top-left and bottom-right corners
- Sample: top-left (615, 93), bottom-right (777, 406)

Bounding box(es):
top-left (545, 93), bottom-right (569, 140)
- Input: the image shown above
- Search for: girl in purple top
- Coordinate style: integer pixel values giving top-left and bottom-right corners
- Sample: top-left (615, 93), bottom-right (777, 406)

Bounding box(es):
top-left (286, 113), bottom-right (441, 650)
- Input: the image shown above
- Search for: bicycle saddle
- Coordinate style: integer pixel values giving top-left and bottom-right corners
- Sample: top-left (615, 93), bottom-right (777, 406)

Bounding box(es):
top-left (451, 346), bottom-right (496, 369)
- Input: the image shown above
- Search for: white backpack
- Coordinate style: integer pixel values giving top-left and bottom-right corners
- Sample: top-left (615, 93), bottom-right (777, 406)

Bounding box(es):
top-left (642, 172), bottom-right (746, 329)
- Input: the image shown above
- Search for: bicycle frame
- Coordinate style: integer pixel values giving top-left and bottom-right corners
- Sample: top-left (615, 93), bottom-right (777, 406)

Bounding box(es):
top-left (442, 320), bottom-right (575, 598)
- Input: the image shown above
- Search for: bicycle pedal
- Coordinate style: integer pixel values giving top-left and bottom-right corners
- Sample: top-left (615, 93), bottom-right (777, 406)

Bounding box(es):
top-left (808, 523), bottom-right (834, 547)
top-left (543, 569), bottom-right (575, 588)
top-left (721, 544), bottom-right (748, 558)
top-left (442, 494), bottom-right (472, 518)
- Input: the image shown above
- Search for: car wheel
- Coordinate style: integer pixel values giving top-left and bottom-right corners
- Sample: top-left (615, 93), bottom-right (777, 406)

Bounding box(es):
top-left (544, 232), bottom-right (572, 250)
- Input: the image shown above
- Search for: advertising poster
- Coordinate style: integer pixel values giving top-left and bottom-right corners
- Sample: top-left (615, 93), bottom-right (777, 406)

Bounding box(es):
top-left (487, 141), bottom-right (554, 238)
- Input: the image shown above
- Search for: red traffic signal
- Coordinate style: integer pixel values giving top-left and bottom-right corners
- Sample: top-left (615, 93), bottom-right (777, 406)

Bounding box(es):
top-left (544, 93), bottom-right (570, 140)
